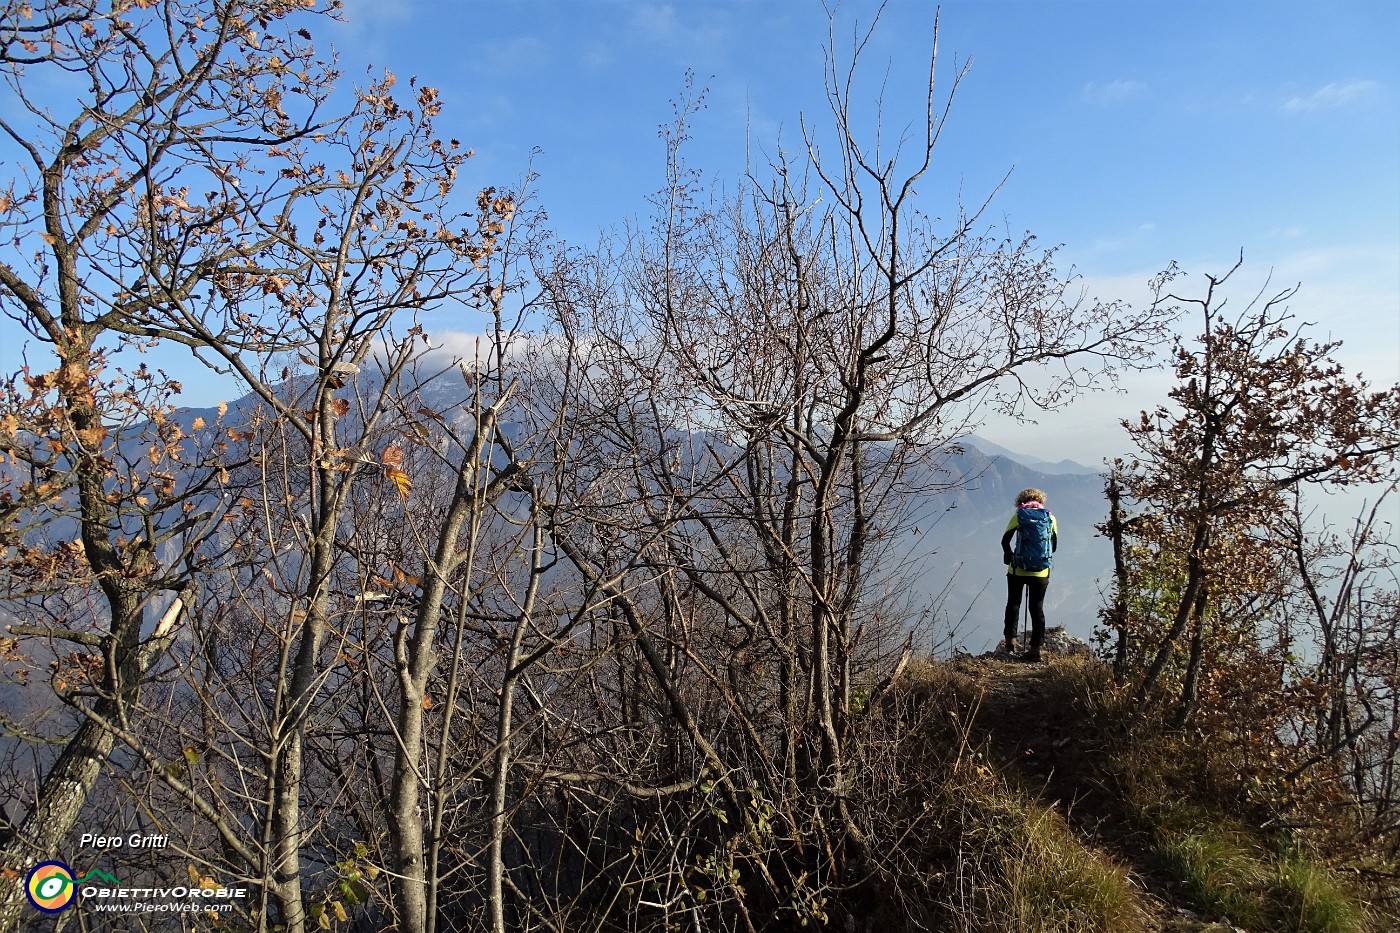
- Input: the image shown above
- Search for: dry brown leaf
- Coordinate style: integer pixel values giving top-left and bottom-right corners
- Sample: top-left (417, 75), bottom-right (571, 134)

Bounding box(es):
top-left (386, 467), bottom-right (411, 500)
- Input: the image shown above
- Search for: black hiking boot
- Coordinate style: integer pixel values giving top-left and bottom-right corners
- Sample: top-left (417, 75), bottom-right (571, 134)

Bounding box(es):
top-left (1002, 638), bottom-right (1019, 657)
top-left (1018, 645), bottom-right (1042, 663)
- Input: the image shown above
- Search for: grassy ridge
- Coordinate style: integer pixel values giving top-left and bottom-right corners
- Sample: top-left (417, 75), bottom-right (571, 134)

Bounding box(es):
top-left (877, 655), bottom-right (1381, 933)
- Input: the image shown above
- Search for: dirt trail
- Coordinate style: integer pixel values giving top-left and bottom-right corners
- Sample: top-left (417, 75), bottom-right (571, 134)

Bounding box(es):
top-left (943, 651), bottom-right (1249, 933)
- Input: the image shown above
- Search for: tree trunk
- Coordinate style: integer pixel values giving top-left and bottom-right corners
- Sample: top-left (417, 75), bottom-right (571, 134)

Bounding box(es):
top-left (0, 717), bottom-right (115, 931)
top-left (0, 337), bottom-right (164, 931)
top-left (1175, 586), bottom-right (1210, 728)
top-left (388, 405), bottom-right (507, 933)
top-left (270, 732), bottom-right (308, 933)
top-left (1105, 477), bottom-right (1131, 680)
top-left (487, 620), bottom-right (527, 933)
top-left (1137, 522), bottom-right (1212, 711)
top-left (268, 511), bottom-right (340, 933)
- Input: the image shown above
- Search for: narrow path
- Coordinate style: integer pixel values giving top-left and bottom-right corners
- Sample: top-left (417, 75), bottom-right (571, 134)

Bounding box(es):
top-left (941, 648), bottom-right (1248, 933)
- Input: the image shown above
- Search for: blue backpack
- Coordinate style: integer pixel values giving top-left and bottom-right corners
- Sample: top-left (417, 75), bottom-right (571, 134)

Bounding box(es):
top-left (1013, 506), bottom-right (1054, 572)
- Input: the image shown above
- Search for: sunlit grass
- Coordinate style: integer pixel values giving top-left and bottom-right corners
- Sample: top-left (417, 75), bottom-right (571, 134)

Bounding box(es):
top-left (1276, 850), bottom-right (1373, 933)
top-left (1041, 660), bottom-right (1376, 933)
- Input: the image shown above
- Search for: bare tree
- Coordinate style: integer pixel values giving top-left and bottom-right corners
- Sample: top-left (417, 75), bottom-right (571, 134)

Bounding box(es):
top-left (1279, 488), bottom-right (1400, 874)
top-left (527, 12), bottom-right (1174, 924)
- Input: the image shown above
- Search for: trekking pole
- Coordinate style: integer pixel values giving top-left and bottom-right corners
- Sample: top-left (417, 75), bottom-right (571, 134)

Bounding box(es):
top-left (1021, 595), bottom-right (1029, 652)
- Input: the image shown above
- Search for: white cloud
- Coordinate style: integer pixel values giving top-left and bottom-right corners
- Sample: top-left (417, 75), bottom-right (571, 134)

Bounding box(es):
top-left (627, 2), bottom-right (728, 50)
top-left (1264, 245), bottom-right (1400, 384)
top-left (327, 0), bottom-right (414, 61)
top-left (1282, 80), bottom-right (1379, 112)
top-left (425, 329), bottom-right (498, 364)
top-left (452, 91), bottom-right (516, 132)
top-left (336, 0), bottom-right (414, 30)
top-left (484, 36), bottom-right (549, 75)
top-left (1083, 223), bottom-right (1159, 257)
top-left (1080, 79), bottom-right (1145, 105)
top-left (630, 4), bottom-right (682, 42)
top-left (582, 40), bottom-right (616, 69)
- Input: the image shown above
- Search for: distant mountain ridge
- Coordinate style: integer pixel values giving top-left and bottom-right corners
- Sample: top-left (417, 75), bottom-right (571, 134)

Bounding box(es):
top-left (162, 400), bottom-right (1116, 652)
top-left (959, 434), bottom-right (1103, 476)
top-left (0, 369), bottom-right (1117, 658)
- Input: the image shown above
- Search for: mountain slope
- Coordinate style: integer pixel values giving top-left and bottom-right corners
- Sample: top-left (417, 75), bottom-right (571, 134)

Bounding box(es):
top-left (963, 433), bottom-right (1103, 476)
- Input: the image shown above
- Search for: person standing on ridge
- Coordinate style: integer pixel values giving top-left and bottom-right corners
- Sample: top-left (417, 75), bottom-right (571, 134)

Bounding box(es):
top-left (1001, 487), bottom-right (1057, 662)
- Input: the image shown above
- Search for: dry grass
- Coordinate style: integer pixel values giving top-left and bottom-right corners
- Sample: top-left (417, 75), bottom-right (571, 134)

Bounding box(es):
top-left (1041, 658), bottom-right (1378, 933)
top-left (867, 655), bottom-right (1145, 932)
top-left (869, 653), bottom-right (1381, 932)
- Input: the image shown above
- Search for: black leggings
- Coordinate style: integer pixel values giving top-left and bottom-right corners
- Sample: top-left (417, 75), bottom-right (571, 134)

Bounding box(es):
top-left (1003, 574), bottom-right (1049, 647)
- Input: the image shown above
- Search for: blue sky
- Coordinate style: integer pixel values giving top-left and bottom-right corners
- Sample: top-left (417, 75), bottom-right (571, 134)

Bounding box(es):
top-left (3, 0), bottom-right (1397, 468)
top-left (323, 0), bottom-right (1399, 465)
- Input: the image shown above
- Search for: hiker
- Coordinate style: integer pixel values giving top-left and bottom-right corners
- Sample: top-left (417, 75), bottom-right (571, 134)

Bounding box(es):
top-left (1001, 487), bottom-right (1057, 662)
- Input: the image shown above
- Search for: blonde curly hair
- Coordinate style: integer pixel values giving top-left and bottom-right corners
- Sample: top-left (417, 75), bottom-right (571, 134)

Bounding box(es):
top-left (1016, 488), bottom-right (1047, 507)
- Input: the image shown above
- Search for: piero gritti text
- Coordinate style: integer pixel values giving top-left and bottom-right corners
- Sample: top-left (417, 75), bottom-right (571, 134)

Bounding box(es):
top-left (77, 832), bottom-right (169, 850)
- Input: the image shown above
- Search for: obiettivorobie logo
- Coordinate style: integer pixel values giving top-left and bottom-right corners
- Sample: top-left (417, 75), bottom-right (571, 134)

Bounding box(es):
top-left (24, 862), bottom-right (115, 913)
top-left (25, 859), bottom-right (248, 916)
